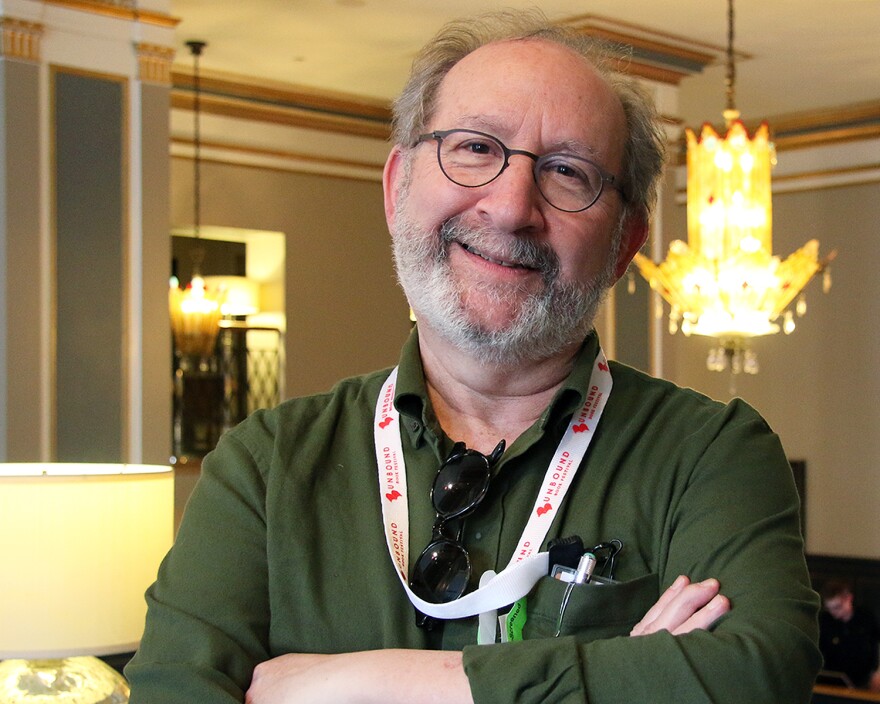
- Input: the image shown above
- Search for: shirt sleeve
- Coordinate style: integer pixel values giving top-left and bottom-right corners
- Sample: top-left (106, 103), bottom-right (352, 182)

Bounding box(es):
top-left (462, 400), bottom-right (822, 704)
top-left (126, 426), bottom-right (272, 704)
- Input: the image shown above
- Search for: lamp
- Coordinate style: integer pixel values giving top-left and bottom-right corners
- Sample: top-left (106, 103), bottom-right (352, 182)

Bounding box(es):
top-left (0, 463), bottom-right (174, 703)
top-left (633, 0), bottom-right (835, 376)
top-left (202, 275), bottom-right (261, 317)
top-left (168, 39), bottom-right (224, 359)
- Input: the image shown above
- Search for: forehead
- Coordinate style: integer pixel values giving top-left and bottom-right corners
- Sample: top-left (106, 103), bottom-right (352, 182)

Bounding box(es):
top-left (431, 38), bottom-right (627, 162)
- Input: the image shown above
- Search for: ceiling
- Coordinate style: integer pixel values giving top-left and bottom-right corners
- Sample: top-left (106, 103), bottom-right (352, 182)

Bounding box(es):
top-left (166, 0), bottom-right (880, 128)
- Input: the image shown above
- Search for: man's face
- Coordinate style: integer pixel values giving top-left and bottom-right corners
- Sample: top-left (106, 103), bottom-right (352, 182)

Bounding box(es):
top-left (824, 592), bottom-right (854, 622)
top-left (385, 38), bottom-right (645, 364)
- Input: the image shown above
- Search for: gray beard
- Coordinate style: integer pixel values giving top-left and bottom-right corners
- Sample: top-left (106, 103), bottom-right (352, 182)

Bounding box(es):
top-left (392, 210), bottom-right (621, 367)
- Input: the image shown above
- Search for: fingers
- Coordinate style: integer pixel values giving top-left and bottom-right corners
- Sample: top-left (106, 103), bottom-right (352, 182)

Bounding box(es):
top-left (630, 576), bottom-right (730, 637)
top-left (670, 592), bottom-right (730, 635)
top-left (630, 574), bottom-right (689, 636)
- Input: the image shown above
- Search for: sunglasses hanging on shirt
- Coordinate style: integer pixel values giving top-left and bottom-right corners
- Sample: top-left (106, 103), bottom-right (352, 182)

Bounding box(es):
top-left (410, 439), bottom-right (505, 628)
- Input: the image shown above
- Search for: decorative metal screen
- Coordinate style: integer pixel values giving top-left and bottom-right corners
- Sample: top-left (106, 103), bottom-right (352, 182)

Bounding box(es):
top-left (173, 324), bottom-right (284, 459)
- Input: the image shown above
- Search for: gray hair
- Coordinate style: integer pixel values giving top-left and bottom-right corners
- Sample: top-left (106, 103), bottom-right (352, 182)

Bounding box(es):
top-left (391, 9), bottom-right (667, 218)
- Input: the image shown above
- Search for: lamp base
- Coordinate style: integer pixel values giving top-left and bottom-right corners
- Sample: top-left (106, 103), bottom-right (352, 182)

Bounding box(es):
top-left (0, 656), bottom-right (129, 703)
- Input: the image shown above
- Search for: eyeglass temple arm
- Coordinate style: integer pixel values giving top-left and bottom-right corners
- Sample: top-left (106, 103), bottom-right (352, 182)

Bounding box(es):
top-left (488, 439), bottom-right (506, 466)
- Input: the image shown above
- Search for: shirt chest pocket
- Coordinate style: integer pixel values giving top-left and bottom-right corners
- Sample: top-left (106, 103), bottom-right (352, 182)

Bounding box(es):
top-left (522, 572), bottom-right (659, 641)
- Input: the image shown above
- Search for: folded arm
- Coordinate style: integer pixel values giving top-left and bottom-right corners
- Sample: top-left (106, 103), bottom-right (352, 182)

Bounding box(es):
top-left (245, 577), bottom-right (728, 704)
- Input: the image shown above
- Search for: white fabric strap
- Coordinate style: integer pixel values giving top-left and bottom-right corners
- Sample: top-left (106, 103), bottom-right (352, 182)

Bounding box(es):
top-left (375, 350), bottom-right (612, 620)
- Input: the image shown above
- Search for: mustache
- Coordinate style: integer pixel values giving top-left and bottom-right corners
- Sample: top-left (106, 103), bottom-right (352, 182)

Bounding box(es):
top-left (437, 217), bottom-right (560, 282)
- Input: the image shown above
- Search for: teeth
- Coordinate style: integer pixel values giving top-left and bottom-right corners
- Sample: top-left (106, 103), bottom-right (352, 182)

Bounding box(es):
top-left (463, 243), bottom-right (519, 268)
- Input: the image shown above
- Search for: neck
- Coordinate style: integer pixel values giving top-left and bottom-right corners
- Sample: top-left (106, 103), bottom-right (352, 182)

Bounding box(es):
top-left (417, 325), bottom-right (582, 454)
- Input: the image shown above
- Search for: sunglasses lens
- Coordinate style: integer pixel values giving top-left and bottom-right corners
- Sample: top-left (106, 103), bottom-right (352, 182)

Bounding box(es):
top-left (411, 538), bottom-right (470, 604)
top-left (432, 455), bottom-right (491, 517)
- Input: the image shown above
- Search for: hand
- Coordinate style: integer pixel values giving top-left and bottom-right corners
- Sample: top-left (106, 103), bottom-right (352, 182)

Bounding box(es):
top-left (246, 650), bottom-right (472, 704)
top-left (630, 575), bottom-right (730, 637)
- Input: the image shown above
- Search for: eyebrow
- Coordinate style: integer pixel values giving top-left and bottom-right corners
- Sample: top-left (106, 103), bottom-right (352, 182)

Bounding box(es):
top-left (453, 115), bottom-right (600, 158)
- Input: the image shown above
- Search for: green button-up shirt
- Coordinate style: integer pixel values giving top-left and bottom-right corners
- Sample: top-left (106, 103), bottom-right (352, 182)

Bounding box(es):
top-left (127, 331), bottom-right (820, 703)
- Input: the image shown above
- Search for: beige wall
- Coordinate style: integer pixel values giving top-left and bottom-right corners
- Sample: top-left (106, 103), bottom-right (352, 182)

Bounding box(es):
top-left (170, 158), bottom-right (412, 399)
top-left (659, 179), bottom-right (880, 559)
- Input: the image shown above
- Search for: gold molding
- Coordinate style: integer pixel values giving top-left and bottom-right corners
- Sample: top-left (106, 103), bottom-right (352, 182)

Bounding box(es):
top-left (615, 58), bottom-right (691, 86)
top-left (173, 68), bottom-right (391, 121)
top-left (41, 0), bottom-right (179, 28)
top-left (767, 101), bottom-right (880, 151)
top-left (170, 71), bottom-right (391, 140)
top-left (564, 12), bottom-right (740, 59)
top-left (1, 18), bottom-right (44, 62)
top-left (675, 162), bottom-right (880, 200)
top-left (136, 43), bottom-right (175, 85)
top-left (169, 57), bottom-right (877, 154)
top-left (671, 101), bottom-right (880, 163)
top-left (172, 136), bottom-right (385, 175)
top-left (562, 13), bottom-right (738, 85)
top-left (775, 123), bottom-right (880, 152)
top-left (773, 162), bottom-right (880, 186)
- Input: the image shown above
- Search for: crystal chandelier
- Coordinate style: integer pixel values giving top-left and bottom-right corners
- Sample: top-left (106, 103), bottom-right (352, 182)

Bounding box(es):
top-left (169, 40), bottom-right (224, 358)
top-left (633, 0), bottom-right (835, 375)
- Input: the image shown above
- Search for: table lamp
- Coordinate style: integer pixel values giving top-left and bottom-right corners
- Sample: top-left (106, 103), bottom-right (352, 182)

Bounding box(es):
top-left (0, 463), bottom-right (174, 703)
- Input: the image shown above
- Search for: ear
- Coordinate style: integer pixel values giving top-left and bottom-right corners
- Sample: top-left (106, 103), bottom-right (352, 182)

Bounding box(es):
top-left (383, 145), bottom-right (406, 230)
top-left (612, 208), bottom-right (649, 281)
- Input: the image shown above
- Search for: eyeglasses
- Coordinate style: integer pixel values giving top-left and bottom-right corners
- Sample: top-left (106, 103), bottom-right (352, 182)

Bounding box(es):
top-left (410, 438), bottom-right (506, 607)
top-left (417, 128), bottom-right (625, 213)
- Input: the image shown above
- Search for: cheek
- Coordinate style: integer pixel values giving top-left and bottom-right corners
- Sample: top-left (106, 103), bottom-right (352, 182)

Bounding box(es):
top-left (407, 155), bottom-right (486, 224)
top-left (556, 232), bottom-right (614, 283)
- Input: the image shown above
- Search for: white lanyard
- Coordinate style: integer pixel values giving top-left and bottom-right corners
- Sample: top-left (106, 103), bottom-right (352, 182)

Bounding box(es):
top-left (374, 350), bottom-right (612, 620)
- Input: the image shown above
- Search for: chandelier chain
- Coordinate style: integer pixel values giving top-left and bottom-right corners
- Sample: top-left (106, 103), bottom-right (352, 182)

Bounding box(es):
top-left (725, 0), bottom-right (736, 116)
top-left (186, 40), bottom-right (206, 240)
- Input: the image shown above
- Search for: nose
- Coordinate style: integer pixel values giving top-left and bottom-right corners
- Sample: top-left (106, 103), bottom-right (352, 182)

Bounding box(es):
top-left (475, 154), bottom-right (545, 234)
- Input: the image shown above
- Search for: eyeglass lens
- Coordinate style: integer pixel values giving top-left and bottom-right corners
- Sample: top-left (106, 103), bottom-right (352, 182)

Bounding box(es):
top-left (432, 447), bottom-right (493, 518)
top-left (433, 129), bottom-right (608, 212)
top-left (411, 538), bottom-right (470, 604)
top-left (410, 439), bottom-right (505, 605)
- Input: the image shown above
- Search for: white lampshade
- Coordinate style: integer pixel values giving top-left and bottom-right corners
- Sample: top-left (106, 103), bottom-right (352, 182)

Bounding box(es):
top-left (0, 463), bottom-right (174, 659)
top-left (202, 275), bottom-right (260, 316)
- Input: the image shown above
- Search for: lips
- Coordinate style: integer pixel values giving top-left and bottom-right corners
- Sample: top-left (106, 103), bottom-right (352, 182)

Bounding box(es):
top-left (460, 242), bottom-right (537, 270)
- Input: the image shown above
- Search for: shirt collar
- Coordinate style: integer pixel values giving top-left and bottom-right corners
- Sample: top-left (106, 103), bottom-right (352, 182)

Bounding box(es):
top-left (392, 326), bottom-right (603, 441)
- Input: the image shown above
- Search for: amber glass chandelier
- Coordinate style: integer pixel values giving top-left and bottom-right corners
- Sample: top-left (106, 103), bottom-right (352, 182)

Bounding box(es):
top-left (169, 40), bottom-right (224, 359)
top-left (633, 0), bottom-right (834, 375)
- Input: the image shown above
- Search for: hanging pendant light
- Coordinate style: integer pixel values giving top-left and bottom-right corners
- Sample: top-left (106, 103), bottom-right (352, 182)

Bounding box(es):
top-left (169, 40), bottom-right (224, 359)
top-left (633, 0), bottom-right (836, 376)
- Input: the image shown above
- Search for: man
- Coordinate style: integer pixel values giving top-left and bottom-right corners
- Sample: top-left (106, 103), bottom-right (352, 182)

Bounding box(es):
top-left (819, 580), bottom-right (880, 690)
top-left (128, 11), bottom-right (820, 703)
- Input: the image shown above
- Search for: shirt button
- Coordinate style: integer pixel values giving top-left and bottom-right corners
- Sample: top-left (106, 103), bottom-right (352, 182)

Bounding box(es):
top-left (474, 532), bottom-right (482, 540)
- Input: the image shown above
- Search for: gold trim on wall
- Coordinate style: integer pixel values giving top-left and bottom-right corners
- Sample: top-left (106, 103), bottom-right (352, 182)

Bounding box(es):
top-left (562, 13), bottom-right (735, 86)
top-left (675, 162), bottom-right (880, 201)
top-left (0, 18), bottom-right (44, 62)
top-left (173, 69), bottom-right (391, 122)
top-left (136, 43), bottom-right (175, 86)
top-left (170, 90), bottom-right (391, 141)
top-left (772, 162), bottom-right (880, 189)
top-left (770, 101), bottom-right (880, 151)
top-left (171, 136), bottom-right (385, 174)
top-left (41, 0), bottom-right (178, 28)
top-left (671, 101), bottom-right (880, 164)
top-left (171, 68), bottom-right (391, 140)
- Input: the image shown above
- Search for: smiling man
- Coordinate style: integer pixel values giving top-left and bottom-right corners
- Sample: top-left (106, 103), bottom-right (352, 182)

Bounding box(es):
top-left (128, 11), bottom-right (820, 704)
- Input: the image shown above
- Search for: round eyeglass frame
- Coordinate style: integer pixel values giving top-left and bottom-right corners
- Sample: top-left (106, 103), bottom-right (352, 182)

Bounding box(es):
top-left (416, 128), bottom-right (625, 213)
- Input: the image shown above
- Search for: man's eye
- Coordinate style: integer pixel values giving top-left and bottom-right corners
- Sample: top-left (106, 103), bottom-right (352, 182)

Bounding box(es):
top-left (544, 159), bottom-right (587, 182)
top-left (462, 140), bottom-right (494, 155)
